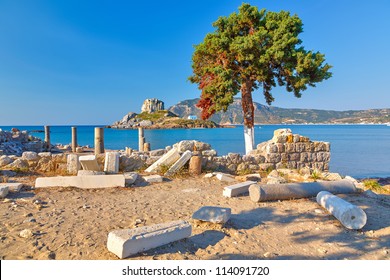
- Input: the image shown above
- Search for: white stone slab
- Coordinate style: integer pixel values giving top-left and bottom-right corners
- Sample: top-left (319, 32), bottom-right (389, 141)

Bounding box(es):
top-left (104, 152), bottom-right (120, 174)
top-left (0, 186), bottom-right (9, 198)
top-left (165, 150), bottom-right (192, 176)
top-left (35, 175), bottom-right (125, 189)
top-left (223, 180), bottom-right (257, 197)
top-left (0, 183), bottom-right (24, 192)
top-left (79, 155), bottom-right (100, 171)
top-left (192, 206), bottom-right (231, 224)
top-left (216, 173), bottom-right (236, 182)
top-left (143, 175), bottom-right (163, 183)
top-left (107, 220), bottom-right (192, 259)
top-left (145, 148), bottom-right (180, 173)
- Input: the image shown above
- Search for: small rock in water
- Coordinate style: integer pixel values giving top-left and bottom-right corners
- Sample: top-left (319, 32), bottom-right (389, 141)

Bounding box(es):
top-left (19, 229), bottom-right (33, 238)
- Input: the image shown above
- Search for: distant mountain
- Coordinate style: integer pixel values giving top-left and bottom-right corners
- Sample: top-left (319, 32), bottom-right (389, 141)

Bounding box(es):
top-left (168, 98), bottom-right (390, 124)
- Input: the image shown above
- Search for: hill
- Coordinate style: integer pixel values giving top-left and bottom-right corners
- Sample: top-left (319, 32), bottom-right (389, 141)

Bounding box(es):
top-left (168, 98), bottom-right (390, 124)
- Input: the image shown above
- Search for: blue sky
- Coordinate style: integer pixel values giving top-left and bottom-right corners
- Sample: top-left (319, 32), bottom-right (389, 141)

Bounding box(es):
top-left (1, 0), bottom-right (389, 125)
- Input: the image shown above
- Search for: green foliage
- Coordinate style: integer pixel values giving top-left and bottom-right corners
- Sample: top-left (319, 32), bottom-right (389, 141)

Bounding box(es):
top-left (189, 3), bottom-right (332, 124)
top-left (363, 180), bottom-right (387, 193)
top-left (137, 110), bottom-right (170, 122)
top-left (310, 169), bottom-right (322, 181)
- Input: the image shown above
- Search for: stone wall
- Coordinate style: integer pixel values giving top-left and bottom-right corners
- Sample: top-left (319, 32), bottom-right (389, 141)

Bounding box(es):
top-left (250, 128), bottom-right (330, 171)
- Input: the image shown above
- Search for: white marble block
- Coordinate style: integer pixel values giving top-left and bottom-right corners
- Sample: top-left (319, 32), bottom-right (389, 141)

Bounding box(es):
top-left (104, 152), bottom-right (120, 174)
top-left (107, 220), bottom-right (192, 259)
top-left (222, 181), bottom-right (257, 197)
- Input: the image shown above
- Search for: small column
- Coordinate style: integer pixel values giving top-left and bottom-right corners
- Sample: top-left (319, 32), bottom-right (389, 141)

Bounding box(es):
top-left (71, 127), bottom-right (77, 153)
top-left (143, 142), bottom-right (150, 152)
top-left (138, 127), bottom-right (145, 152)
top-left (94, 127), bottom-right (105, 155)
top-left (44, 126), bottom-right (50, 151)
top-left (125, 147), bottom-right (132, 156)
top-left (189, 152), bottom-right (202, 175)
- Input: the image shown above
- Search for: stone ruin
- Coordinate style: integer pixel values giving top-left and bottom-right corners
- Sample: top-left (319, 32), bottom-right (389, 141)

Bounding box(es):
top-left (0, 129), bottom-right (45, 156)
top-left (141, 98), bottom-right (164, 113)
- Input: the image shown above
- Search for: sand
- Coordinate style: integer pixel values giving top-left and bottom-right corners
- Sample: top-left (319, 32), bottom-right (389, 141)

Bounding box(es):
top-left (0, 174), bottom-right (390, 260)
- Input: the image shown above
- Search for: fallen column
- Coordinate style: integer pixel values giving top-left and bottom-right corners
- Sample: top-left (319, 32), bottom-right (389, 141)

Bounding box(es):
top-left (107, 220), bottom-right (192, 259)
top-left (35, 174), bottom-right (125, 189)
top-left (165, 150), bottom-right (192, 176)
top-left (145, 148), bottom-right (180, 173)
top-left (316, 191), bottom-right (367, 229)
top-left (104, 152), bottom-right (120, 174)
top-left (249, 179), bottom-right (358, 202)
top-left (223, 181), bottom-right (257, 197)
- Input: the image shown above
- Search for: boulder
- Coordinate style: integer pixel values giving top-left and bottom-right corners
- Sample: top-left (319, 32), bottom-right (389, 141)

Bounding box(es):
top-left (192, 206), bottom-right (231, 224)
top-left (0, 156), bottom-right (13, 167)
top-left (22, 151), bottom-right (40, 161)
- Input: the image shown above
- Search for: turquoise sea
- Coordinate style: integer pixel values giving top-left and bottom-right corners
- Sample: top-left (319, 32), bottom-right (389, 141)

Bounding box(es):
top-left (1, 124), bottom-right (389, 178)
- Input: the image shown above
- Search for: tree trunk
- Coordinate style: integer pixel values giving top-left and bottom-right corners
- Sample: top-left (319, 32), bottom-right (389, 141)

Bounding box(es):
top-left (241, 80), bottom-right (255, 154)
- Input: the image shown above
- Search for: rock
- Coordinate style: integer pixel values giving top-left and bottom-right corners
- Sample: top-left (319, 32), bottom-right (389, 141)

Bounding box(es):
top-left (362, 190), bottom-right (379, 199)
top-left (0, 186), bottom-right (9, 198)
top-left (7, 159), bottom-right (29, 169)
top-left (0, 156), bottom-right (13, 167)
top-left (0, 183), bottom-right (23, 192)
top-left (139, 120), bottom-right (153, 127)
top-left (235, 173), bottom-right (262, 182)
top-left (149, 149), bottom-right (165, 157)
top-left (38, 152), bottom-right (52, 158)
top-left (143, 175), bottom-right (163, 183)
top-left (0, 170), bottom-right (17, 177)
top-left (124, 172), bottom-right (138, 185)
top-left (36, 157), bottom-right (55, 172)
top-left (192, 206), bottom-right (231, 224)
top-left (22, 151), bottom-right (40, 161)
top-left (119, 155), bottom-right (145, 172)
top-left (322, 172), bottom-right (343, 181)
top-left (216, 173), bottom-right (236, 182)
top-left (75, 147), bottom-right (84, 153)
top-left (175, 140), bottom-right (211, 153)
top-left (141, 98), bottom-right (164, 113)
top-left (204, 173), bottom-right (214, 178)
top-left (202, 149), bottom-right (217, 157)
top-left (19, 229), bottom-right (33, 238)
top-left (267, 177), bottom-right (287, 184)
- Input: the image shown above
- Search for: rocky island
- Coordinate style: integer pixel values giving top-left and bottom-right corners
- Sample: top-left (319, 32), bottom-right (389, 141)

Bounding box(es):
top-left (109, 98), bottom-right (219, 129)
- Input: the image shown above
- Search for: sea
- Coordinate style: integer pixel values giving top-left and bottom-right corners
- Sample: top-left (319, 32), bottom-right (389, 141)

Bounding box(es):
top-left (1, 124), bottom-right (389, 179)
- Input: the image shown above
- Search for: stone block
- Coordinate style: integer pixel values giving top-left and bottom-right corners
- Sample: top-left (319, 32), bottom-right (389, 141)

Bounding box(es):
top-left (79, 155), bottom-right (100, 171)
top-left (192, 206), bottom-right (231, 224)
top-left (295, 143), bottom-right (306, 152)
top-left (145, 148), bottom-right (180, 173)
top-left (0, 183), bottom-right (23, 192)
top-left (222, 181), bottom-right (257, 197)
top-left (107, 220), bottom-right (192, 259)
top-left (285, 143), bottom-right (295, 153)
top-left (288, 153), bottom-right (300, 161)
top-left (216, 173), bottom-right (236, 182)
top-left (22, 152), bottom-right (40, 161)
top-left (35, 175), bottom-right (125, 189)
top-left (165, 151), bottom-right (192, 176)
top-left (67, 154), bottom-right (80, 175)
top-left (104, 152), bottom-right (120, 174)
top-left (267, 153), bottom-right (281, 163)
top-left (143, 175), bottom-right (163, 183)
top-left (0, 186), bottom-right (9, 198)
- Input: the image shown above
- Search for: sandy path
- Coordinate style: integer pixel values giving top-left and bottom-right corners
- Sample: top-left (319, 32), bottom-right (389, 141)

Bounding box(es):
top-left (0, 175), bottom-right (389, 260)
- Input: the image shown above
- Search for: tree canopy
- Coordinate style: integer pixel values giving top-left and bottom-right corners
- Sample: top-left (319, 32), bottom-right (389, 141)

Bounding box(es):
top-left (189, 3), bottom-right (332, 128)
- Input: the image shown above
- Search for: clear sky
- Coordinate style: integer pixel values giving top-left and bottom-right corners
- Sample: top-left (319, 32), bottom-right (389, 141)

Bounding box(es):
top-left (1, 0), bottom-right (389, 125)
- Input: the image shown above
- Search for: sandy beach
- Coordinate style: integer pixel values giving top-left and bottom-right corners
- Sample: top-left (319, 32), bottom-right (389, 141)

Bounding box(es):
top-left (1, 173), bottom-right (389, 260)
